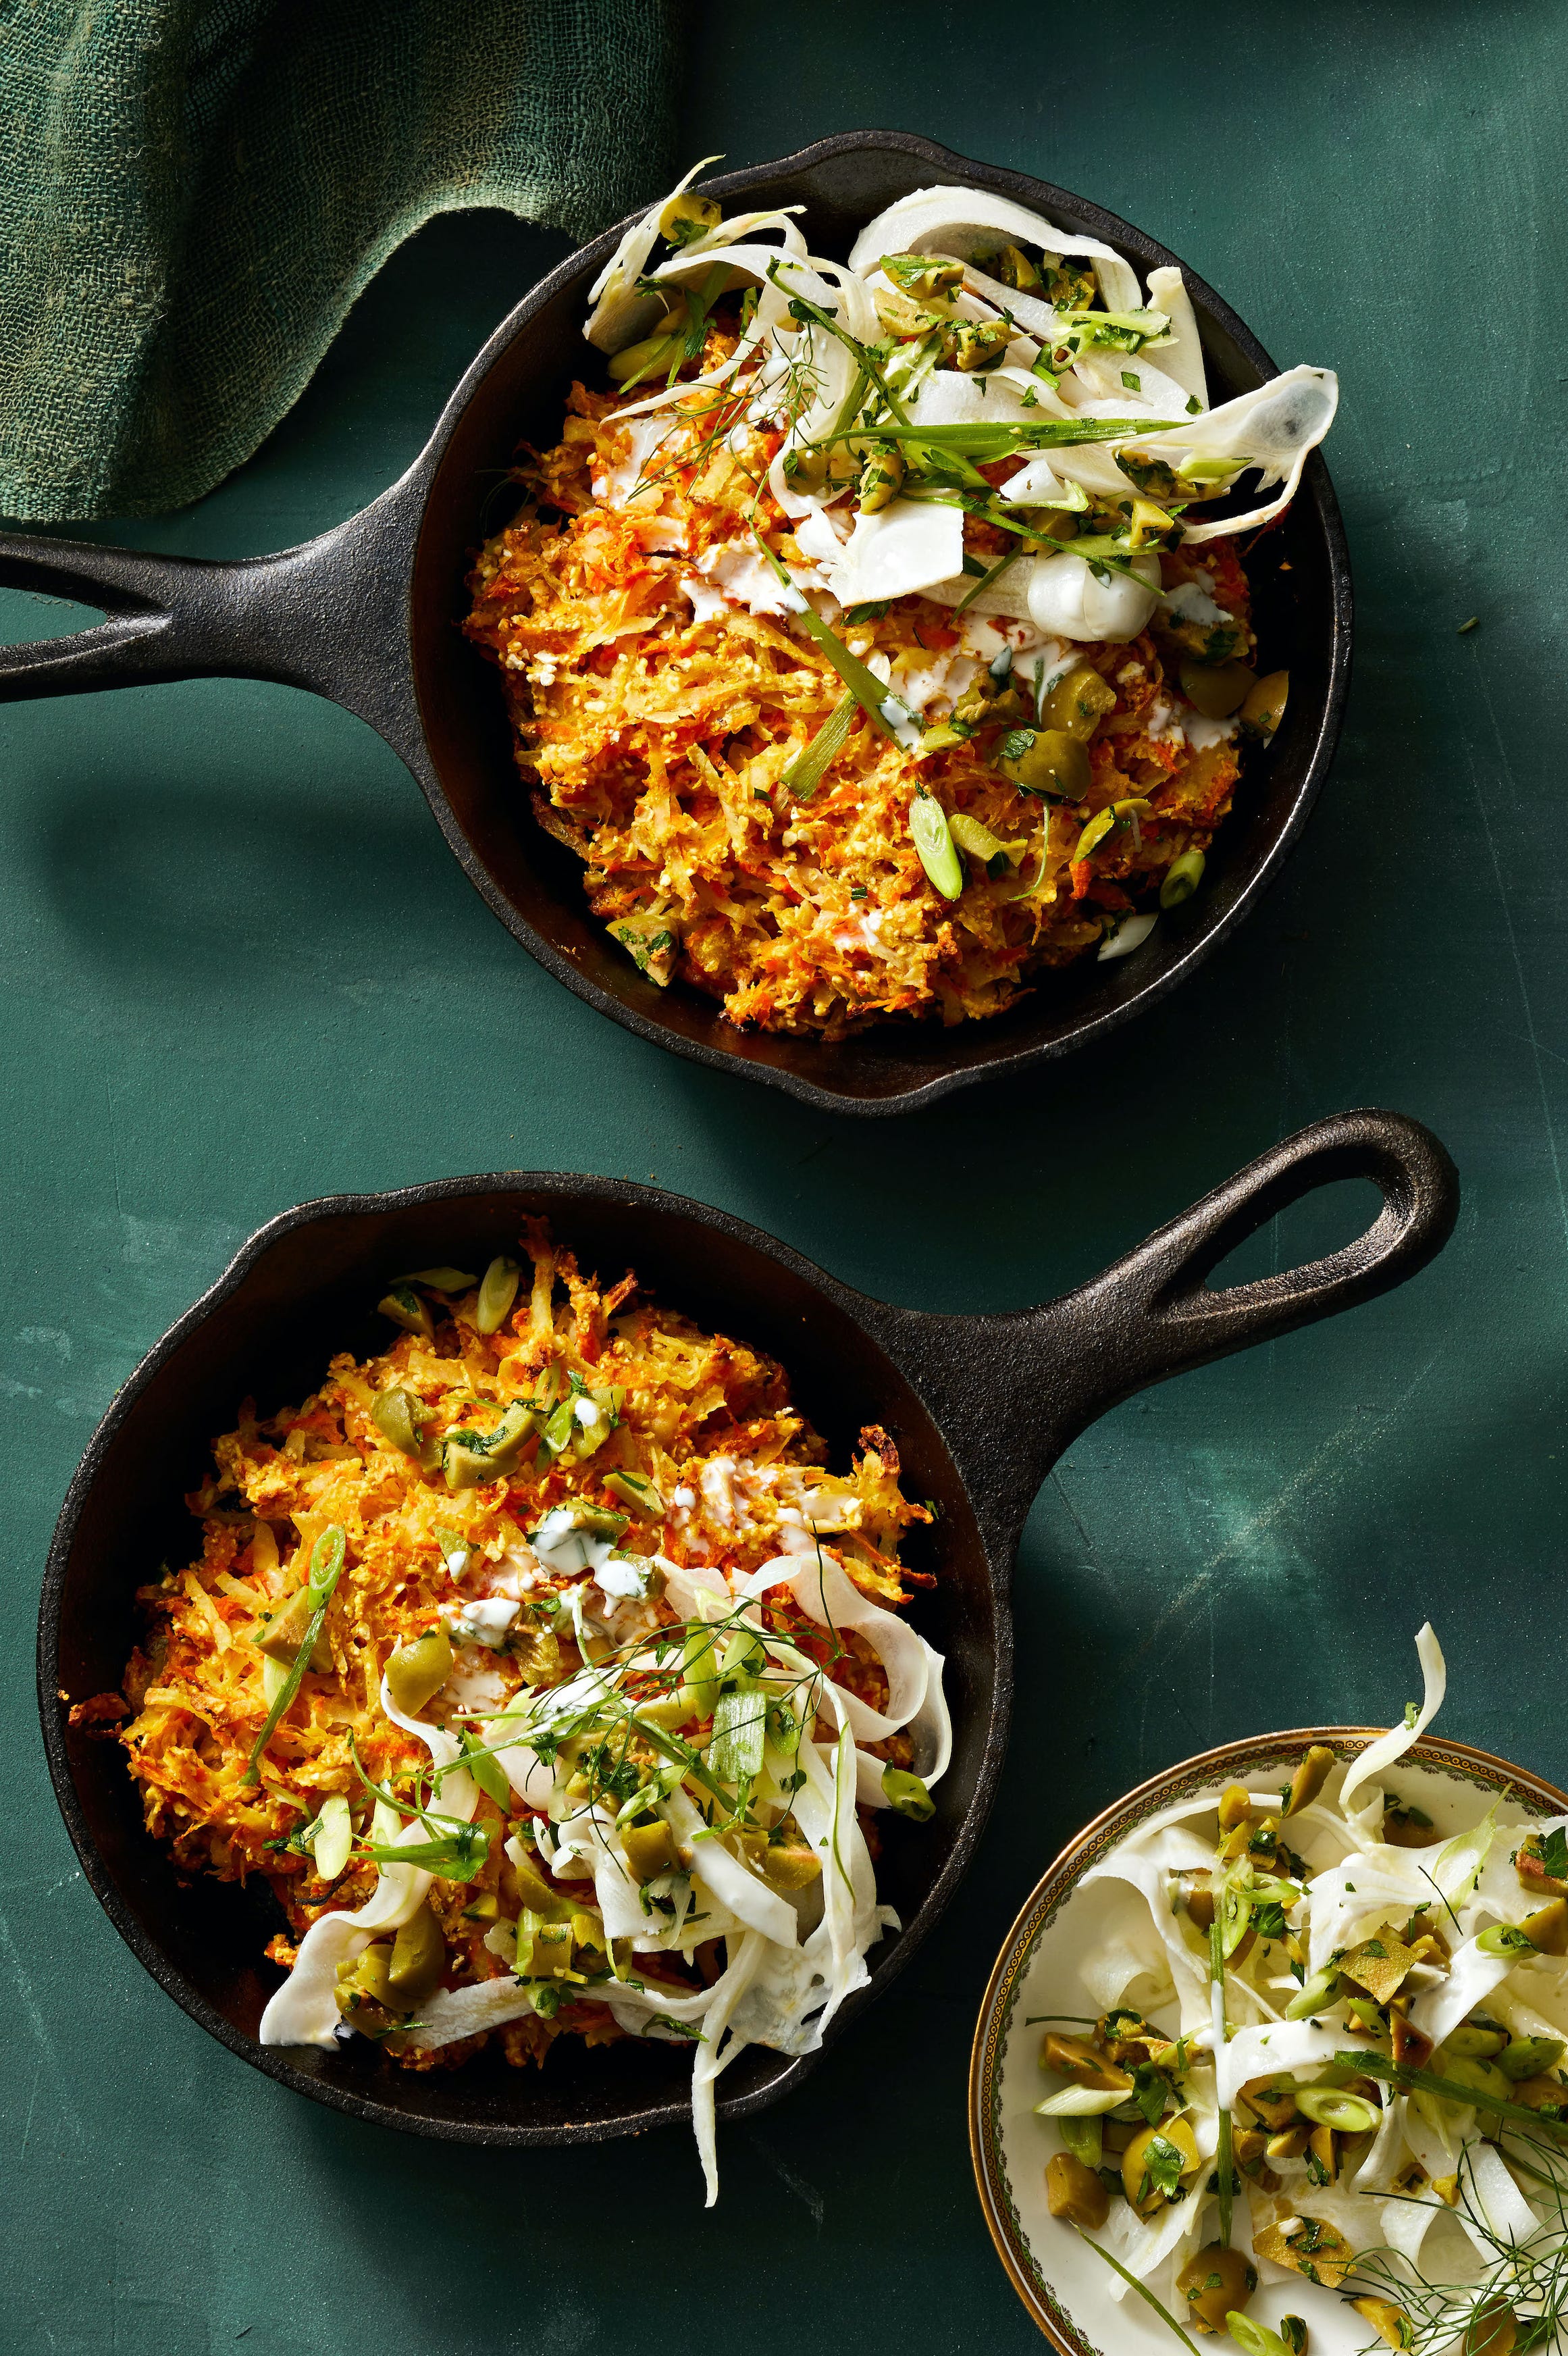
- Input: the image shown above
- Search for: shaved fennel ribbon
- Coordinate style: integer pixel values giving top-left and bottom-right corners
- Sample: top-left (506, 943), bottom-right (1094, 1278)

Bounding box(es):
top-left (582, 165), bottom-right (1336, 640)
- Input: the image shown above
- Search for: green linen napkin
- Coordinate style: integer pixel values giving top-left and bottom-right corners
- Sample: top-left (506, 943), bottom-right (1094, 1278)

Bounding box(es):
top-left (0, 0), bottom-right (683, 523)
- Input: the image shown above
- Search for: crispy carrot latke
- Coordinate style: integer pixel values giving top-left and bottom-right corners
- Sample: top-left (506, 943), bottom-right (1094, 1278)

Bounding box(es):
top-left (463, 363), bottom-right (1253, 1040)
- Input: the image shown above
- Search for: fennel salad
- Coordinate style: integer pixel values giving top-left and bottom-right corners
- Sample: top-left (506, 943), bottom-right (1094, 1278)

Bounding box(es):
top-left (90, 1226), bottom-right (949, 2203)
top-left (1035, 1629), bottom-right (1568, 2355)
top-left (465, 161), bottom-right (1336, 1036)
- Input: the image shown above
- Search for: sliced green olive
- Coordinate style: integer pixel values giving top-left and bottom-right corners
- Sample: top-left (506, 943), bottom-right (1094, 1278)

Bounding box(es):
top-left (1177, 2243), bottom-right (1257, 2333)
top-left (387, 1901), bottom-right (446, 2006)
top-left (881, 1766), bottom-right (935, 1821)
top-left (948, 811), bottom-right (1018, 866)
top-left (444, 1402), bottom-right (540, 1491)
top-left (1180, 659), bottom-right (1255, 719)
top-left (1432, 2050), bottom-right (1514, 2107)
top-left (377, 1283), bottom-right (433, 1338)
top-left (1294, 2086), bottom-right (1380, 2134)
top-left (910, 793), bottom-right (964, 899)
top-left (475, 1254), bottom-right (522, 1335)
top-left (998, 726), bottom-right (1089, 800)
top-left (1159, 846), bottom-right (1206, 908)
top-left (385, 1629), bottom-right (452, 1718)
top-left (1241, 669), bottom-right (1289, 738)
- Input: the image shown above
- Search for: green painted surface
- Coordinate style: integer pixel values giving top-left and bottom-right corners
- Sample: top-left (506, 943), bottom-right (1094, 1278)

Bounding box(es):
top-left (3, 7), bottom-right (1564, 2348)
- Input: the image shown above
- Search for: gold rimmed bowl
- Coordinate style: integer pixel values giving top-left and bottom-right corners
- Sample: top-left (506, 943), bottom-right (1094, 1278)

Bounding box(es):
top-left (968, 1727), bottom-right (1568, 2353)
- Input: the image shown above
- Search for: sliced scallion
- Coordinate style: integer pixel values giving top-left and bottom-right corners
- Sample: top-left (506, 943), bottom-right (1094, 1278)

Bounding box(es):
top-left (781, 690), bottom-right (858, 801)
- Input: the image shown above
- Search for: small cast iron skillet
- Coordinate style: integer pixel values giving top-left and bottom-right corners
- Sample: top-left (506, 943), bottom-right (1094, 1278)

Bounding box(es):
top-left (0, 130), bottom-right (1351, 1118)
top-left (41, 1108), bottom-right (1453, 2149)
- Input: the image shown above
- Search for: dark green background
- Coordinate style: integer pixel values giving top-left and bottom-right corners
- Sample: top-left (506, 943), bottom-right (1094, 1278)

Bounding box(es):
top-left (4, 6), bottom-right (1563, 2348)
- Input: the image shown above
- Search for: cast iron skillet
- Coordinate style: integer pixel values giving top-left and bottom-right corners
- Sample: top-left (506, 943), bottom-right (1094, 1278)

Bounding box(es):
top-left (0, 130), bottom-right (1350, 1118)
top-left (41, 1108), bottom-right (1454, 2148)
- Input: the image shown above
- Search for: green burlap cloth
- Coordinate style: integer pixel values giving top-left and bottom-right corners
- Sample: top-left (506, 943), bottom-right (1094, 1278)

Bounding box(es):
top-left (0, 0), bottom-right (683, 522)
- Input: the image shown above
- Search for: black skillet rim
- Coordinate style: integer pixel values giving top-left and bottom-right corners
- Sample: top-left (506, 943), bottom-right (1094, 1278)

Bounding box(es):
top-left (409, 127), bottom-right (1352, 1117)
top-left (37, 1170), bottom-right (1009, 2145)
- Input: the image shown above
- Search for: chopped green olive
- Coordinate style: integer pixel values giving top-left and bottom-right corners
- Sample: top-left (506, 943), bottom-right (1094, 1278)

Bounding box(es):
top-left (999, 726), bottom-right (1090, 800)
top-left (881, 1766), bottom-right (935, 1821)
top-left (370, 1384), bottom-right (426, 1461)
top-left (1240, 669), bottom-right (1289, 738)
top-left (1045, 2149), bottom-right (1109, 2228)
top-left (658, 190), bottom-right (721, 245)
top-left (1177, 2243), bottom-right (1257, 2333)
top-left (377, 1283), bottom-right (433, 1338)
top-left (1284, 1744), bottom-right (1336, 1818)
top-left (910, 794), bottom-right (964, 900)
top-left (877, 252), bottom-right (966, 299)
top-left (1180, 659), bottom-right (1255, 719)
top-left (1041, 663), bottom-right (1117, 740)
top-left (760, 1837), bottom-right (822, 1892)
top-left (1159, 847), bottom-right (1206, 908)
top-left (255, 1581), bottom-right (332, 1672)
top-left (603, 1468), bottom-right (664, 1518)
top-left (621, 1814), bottom-right (677, 1883)
top-left (388, 1901), bottom-right (446, 2006)
top-left (384, 1629), bottom-right (453, 1718)
top-left (943, 317), bottom-right (1012, 371)
top-left (858, 444), bottom-right (905, 514)
top-left (337, 1941), bottom-right (394, 2007)
top-left (475, 1254), bottom-right (523, 1336)
top-left (444, 1402), bottom-right (539, 1491)
top-left (989, 242), bottom-right (1043, 293)
top-left (1351, 2299), bottom-right (1415, 2351)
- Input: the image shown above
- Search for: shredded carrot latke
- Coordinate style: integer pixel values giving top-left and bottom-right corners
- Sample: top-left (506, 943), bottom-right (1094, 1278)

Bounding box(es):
top-left (464, 326), bottom-right (1255, 1039)
top-left (92, 1227), bottom-right (926, 2072)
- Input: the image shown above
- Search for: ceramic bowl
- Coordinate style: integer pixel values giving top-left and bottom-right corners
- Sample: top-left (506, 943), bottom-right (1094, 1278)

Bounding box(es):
top-left (968, 1726), bottom-right (1568, 2351)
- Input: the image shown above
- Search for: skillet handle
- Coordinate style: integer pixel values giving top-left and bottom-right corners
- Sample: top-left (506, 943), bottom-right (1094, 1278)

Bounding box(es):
top-left (1040, 1107), bottom-right (1458, 1440)
top-left (0, 480), bottom-right (419, 746)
